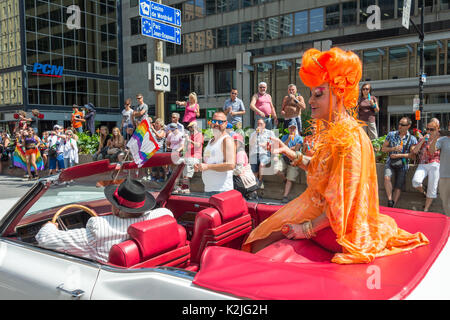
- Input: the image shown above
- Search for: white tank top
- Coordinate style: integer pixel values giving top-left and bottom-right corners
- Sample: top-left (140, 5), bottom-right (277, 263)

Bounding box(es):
top-left (202, 134), bottom-right (234, 193)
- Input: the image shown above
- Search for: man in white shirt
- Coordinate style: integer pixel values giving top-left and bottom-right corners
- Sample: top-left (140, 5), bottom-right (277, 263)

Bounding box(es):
top-left (35, 178), bottom-right (173, 263)
top-left (194, 112), bottom-right (235, 196)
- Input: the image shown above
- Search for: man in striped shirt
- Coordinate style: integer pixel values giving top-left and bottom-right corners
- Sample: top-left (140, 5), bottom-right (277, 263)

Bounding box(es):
top-left (35, 179), bottom-right (173, 263)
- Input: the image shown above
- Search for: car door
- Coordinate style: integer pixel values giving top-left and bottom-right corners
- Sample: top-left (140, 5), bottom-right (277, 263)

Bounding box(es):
top-left (0, 239), bottom-right (100, 300)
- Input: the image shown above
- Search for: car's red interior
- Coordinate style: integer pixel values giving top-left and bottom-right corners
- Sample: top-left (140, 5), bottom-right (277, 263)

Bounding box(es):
top-left (108, 215), bottom-right (192, 270)
top-left (7, 155), bottom-right (449, 299)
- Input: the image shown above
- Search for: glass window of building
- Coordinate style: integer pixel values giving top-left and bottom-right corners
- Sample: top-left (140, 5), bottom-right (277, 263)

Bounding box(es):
top-left (424, 42), bottom-right (438, 76)
top-left (130, 16), bottom-right (141, 36)
top-left (183, 0), bottom-right (195, 21)
top-left (447, 40), bottom-right (450, 74)
top-left (326, 4), bottom-right (340, 28)
top-left (205, 29), bottom-right (216, 49)
top-left (217, 0), bottom-right (227, 13)
top-left (195, 0), bottom-right (206, 18)
top-left (342, 1), bottom-right (357, 26)
top-left (379, 0), bottom-right (395, 20)
top-left (360, 0), bottom-right (376, 25)
top-left (309, 8), bottom-right (324, 32)
top-left (438, 40), bottom-right (446, 75)
top-left (179, 74), bottom-right (191, 98)
top-left (241, 22), bottom-right (253, 43)
top-left (363, 49), bottom-right (381, 81)
top-left (195, 31), bottom-right (205, 51)
top-left (441, 0), bottom-right (450, 10)
top-left (389, 46), bottom-right (409, 79)
top-left (242, 0), bottom-right (253, 8)
top-left (228, 0), bottom-right (239, 11)
top-left (266, 16), bottom-right (279, 40)
top-left (253, 19), bottom-right (265, 41)
top-left (192, 73), bottom-right (205, 96)
top-left (215, 69), bottom-right (235, 94)
top-left (280, 14), bottom-right (293, 37)
top-left (229, 24), bottom-right (239, 46)
top-left (131, 44), bottom-right (147, 63)
top-left (274, 60), bottom-right (291, 114)
top-left (217, 27), bottom-right (228, 47)
top-left (256, 62), bottom-right (272, 92)
top-left (206, 0), bottom-right (216, 15)
top-left (294, 11), bottom-right (308, 35)
top-left (184, 33), bottom-right (195, 53)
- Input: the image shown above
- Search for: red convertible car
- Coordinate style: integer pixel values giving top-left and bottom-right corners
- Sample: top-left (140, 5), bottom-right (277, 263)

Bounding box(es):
top-left (0, 153), bottom-right (448, 299)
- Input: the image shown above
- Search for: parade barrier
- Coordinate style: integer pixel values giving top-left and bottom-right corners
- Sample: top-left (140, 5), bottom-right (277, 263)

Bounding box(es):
top-left (0, 156), bottom-right (444, 214)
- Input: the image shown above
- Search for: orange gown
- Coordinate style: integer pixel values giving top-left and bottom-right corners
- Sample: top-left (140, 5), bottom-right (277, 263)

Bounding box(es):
top-left (243, 115), bottom-right (429, 264)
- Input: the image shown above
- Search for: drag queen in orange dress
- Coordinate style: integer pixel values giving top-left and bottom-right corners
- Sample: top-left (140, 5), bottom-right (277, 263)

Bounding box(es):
top-left (242, 48), bottom-right (429, 264)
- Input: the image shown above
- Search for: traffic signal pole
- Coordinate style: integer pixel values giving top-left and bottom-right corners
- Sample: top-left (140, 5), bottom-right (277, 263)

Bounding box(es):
top-left (409, 0), bottom-right (425, 132)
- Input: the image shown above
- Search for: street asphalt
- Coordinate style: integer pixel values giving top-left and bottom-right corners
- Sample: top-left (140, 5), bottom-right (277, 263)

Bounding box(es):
top-left (0, 175), bottom-right (35, 200)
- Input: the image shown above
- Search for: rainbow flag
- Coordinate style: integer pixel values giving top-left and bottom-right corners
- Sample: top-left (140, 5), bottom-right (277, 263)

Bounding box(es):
top-left (127, 117), bottom-right (160, 167)
top-left (13, 146), bottom-right (45, 172)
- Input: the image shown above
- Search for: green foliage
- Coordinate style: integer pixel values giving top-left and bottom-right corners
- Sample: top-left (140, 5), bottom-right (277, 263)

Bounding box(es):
top-left (76, 132), bottom-right (99, 154)
top-left (372, 135), bottom-right (387, 163)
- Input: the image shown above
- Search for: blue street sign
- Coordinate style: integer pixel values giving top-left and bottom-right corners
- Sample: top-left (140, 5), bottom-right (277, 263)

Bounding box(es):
top-left (139, 0), bottom-right (181, 27)
top-left (141, 17), bottom-right (181, 45)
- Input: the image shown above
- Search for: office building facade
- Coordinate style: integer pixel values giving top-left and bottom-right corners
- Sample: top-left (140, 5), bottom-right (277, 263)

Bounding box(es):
top-left (123, 0), bottom-right (450, 134)
top-left (0, 0), bottom-right (123, 133)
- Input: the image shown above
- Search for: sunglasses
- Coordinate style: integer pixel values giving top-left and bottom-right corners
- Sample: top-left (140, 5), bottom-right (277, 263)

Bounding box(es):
top-left (136, 97), bottom-right (143, 100)
top-left (259, 87), bottom-right (266, 89)
top-left (399, 123), bottom-right (409, 126)
top-left (211, 119), bottom-right (226, 125)
top-left (362, 88), bottom-right (370, 91)
top-left (426, 127), bottom-right (436, 131)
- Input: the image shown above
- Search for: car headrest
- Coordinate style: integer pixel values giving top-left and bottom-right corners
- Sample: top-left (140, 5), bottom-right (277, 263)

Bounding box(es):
top-left (128, 215), bottom-right (182, 260)
top-left (209, 190), bottom-right (247, 223)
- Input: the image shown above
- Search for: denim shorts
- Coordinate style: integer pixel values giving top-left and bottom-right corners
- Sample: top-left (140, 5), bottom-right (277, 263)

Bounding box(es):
top-left (385, 165), bottom-right (407, 191)
top-left (49, 153), bottom-right (65, 170)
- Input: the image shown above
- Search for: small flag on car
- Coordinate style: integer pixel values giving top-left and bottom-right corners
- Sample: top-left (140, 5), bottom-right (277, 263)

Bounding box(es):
top-left (126, 117), bottom-right (160, 167)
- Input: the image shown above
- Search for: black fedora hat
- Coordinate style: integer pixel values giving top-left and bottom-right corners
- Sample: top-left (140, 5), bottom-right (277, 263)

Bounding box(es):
top-left (104, 178), bottom-right (156, 213)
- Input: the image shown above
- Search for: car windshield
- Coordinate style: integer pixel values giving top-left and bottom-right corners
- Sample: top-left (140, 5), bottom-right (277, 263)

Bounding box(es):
top-left (24, 166), bottom-right (168, 218)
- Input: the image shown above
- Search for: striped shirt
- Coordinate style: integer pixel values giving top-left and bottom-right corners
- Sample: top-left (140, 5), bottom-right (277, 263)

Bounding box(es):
top-left (35, 208), bottom-right (173, 263)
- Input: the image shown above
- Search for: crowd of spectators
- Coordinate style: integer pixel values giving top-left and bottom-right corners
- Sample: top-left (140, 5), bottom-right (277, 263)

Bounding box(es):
top-left (0, 84), bottom-right (448, 216)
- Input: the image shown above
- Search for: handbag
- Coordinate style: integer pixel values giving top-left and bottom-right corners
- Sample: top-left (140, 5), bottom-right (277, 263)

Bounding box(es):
top-left (390, 134), bottom-right (411, 169)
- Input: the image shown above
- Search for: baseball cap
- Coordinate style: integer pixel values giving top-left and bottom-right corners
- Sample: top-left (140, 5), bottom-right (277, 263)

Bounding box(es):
top-left (53, 124), bottom-right (62, 130)
top-left (288, 120), bottom-right (297, 128)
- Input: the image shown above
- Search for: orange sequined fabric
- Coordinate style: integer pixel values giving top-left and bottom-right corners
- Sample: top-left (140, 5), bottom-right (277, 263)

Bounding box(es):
top-left (242, 116), bottom-right (429, 263)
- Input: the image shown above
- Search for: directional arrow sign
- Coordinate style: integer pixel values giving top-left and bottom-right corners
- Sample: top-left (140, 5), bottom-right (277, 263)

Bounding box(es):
top-left (141, 17), bottom-right (181, 45)
top-left (139, 0), bottom-right (181, 27)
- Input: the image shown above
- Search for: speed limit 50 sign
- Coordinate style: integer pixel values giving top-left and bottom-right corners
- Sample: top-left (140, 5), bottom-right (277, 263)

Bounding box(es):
top-left (154, 61), bottom-right (170, 92)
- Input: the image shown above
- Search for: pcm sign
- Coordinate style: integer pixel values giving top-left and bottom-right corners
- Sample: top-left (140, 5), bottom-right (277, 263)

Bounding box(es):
top-left (31, 63), bottom-right (64, 78)
top-left (153, 61), bottom-right (170, 92)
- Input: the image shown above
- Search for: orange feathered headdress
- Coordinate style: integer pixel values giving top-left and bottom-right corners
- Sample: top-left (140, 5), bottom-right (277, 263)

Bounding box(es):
top-left (299, 47), bottom-right (362, 113)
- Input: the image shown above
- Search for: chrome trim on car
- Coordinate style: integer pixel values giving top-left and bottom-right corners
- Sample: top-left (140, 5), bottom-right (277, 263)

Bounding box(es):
top-left (99, 264), bottom-right (196, 280)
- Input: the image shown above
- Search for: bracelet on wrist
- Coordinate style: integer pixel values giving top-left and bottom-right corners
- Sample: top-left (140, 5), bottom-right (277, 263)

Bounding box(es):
top-left (291, 151), bottom-right (304, 166)
top-left (301, 220), bottom-right (316, 239)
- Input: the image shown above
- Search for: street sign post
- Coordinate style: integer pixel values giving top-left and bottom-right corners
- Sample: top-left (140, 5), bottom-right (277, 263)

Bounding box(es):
top-left (153, 61), bottom-right (170, 92)
top-left (141, 17), bottom-right (181, 45)
top-left (139, 0), bottom-right (181, 27)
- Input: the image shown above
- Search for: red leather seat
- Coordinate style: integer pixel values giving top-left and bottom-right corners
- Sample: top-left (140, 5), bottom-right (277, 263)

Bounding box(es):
top-left (108, 215), bottom-right (190, 269)
top-left (190, 190), bottom-right (252, 263)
